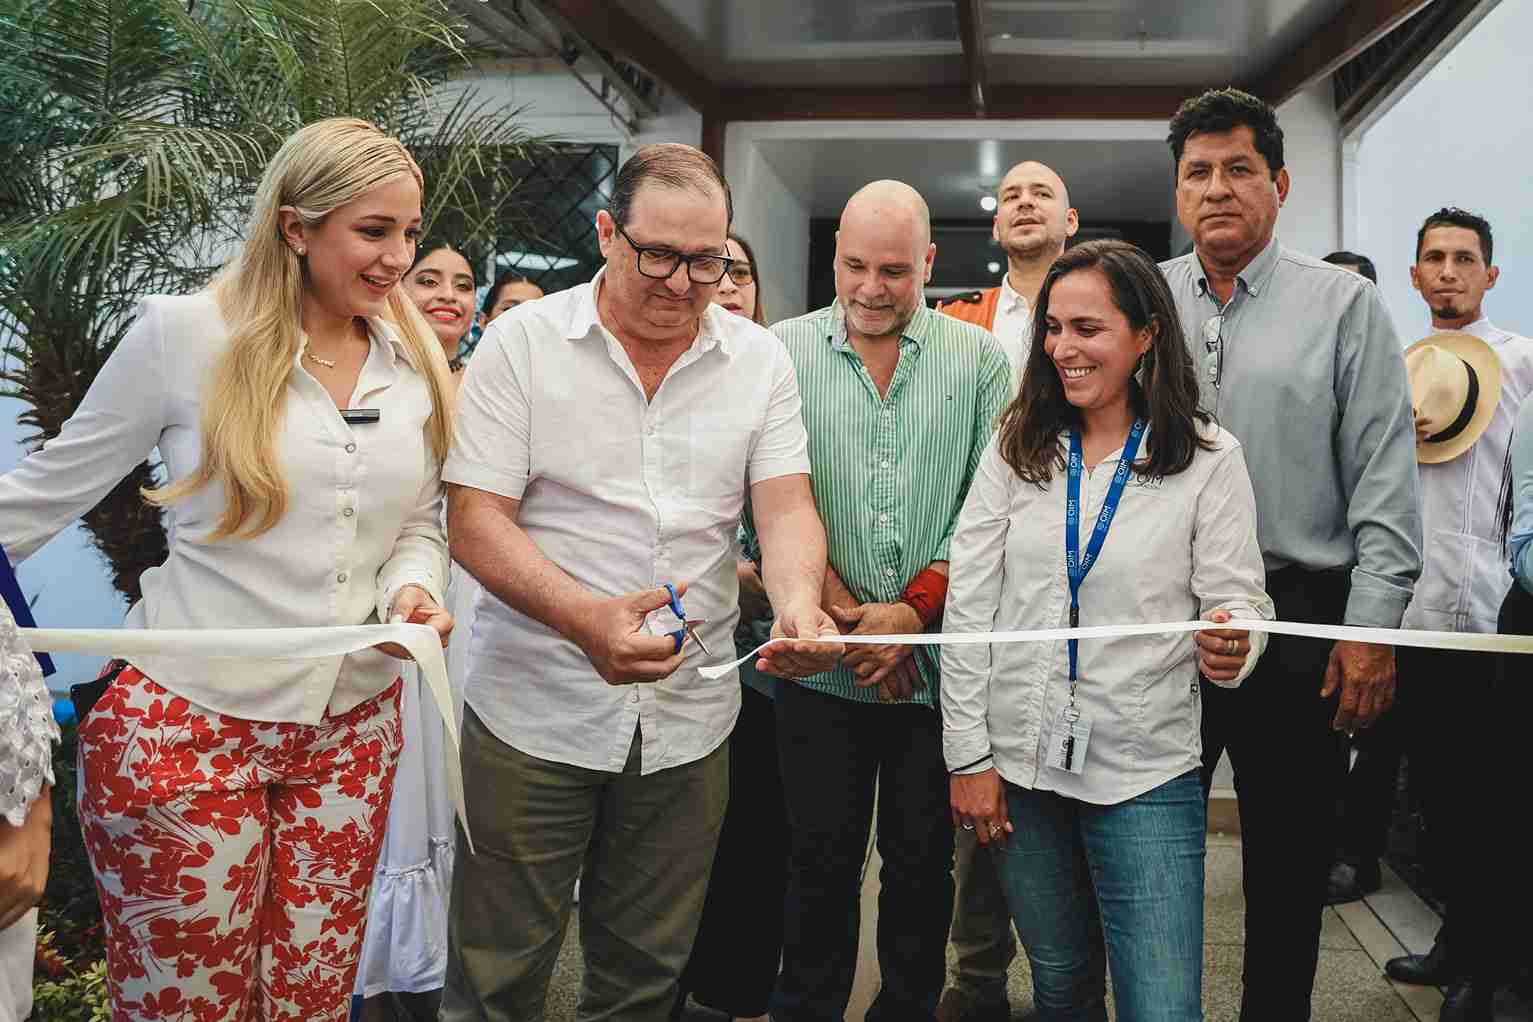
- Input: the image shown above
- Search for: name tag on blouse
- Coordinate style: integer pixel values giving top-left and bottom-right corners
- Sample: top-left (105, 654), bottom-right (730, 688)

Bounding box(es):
top-left (1046, 706), bottom-right (1093, 775)
top-left (341, 408), bottom-right (381, 425)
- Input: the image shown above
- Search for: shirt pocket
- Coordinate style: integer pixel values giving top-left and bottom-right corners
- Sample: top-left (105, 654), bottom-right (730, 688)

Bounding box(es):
top-left (1417, 530), bottom-right (1507, 626)
top-left (672, 413), bottom-right (753, 507)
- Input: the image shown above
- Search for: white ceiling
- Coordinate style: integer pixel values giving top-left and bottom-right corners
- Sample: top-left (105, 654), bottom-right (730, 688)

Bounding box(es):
top-left (615, 0), bottom-right (1351, 88)
top-left (756, 136), bottom-right (1175, 222)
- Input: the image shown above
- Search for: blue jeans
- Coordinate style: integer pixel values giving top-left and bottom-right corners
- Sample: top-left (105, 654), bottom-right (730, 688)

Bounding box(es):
top-left (994, 771), bottom-right (1206, 1022)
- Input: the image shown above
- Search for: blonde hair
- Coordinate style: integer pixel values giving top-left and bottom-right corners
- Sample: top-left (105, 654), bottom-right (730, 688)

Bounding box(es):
top-left (147, 118), bottom-right (454, 539)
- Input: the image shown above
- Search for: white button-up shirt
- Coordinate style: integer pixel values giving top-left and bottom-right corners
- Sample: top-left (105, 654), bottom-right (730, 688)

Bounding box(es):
top-left (1404, 317), bottom-right (1533, 633)
top-left (444, 271), bottom-right (811, 775)
top-left (991, 274), bottom-right (1033, 394)
top-left (0, 293), bottom-right (448, 723)
top-left (941, 425), bottom-right (1273, 805)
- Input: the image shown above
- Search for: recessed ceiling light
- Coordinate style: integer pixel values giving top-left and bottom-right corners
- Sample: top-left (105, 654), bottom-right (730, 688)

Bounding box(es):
top-left (979, 195), bottom-right (997, 212)
top-left (987, 261), bottom-right (1001, 274)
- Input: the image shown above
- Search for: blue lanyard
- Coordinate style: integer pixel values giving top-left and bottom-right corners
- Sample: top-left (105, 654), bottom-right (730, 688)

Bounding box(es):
top-left (1064, 419), bottom-right (1146, 687)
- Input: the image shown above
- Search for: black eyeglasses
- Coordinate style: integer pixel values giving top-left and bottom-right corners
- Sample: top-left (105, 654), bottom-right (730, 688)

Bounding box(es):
top-left (613, 222), bottom-right (734, 285)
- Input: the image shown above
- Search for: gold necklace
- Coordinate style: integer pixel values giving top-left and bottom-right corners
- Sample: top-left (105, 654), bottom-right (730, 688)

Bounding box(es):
top-left (306, 350), bottom-right (337, 369)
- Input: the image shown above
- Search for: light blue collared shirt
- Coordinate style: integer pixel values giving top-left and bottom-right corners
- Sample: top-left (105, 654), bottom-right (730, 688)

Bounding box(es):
top-left (1160, 238), bottom-right (1423, 628)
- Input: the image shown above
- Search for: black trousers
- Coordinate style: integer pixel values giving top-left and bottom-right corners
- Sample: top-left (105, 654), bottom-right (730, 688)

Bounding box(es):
top-left (678, 685), bottom-right (790, 1016)
top-left (1455, 583), bottom-right (1533, 986)
top-left (1200, 567), bottom-right (1350, 1022)
top-left (1332, 708), bottom-right (1400, 870)
top-left (771, 683), bottom-right (955, 1022)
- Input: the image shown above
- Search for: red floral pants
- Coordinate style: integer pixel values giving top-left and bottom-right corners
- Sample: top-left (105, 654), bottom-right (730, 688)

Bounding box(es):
top-left (77, 665), bottom-right (402, 1021)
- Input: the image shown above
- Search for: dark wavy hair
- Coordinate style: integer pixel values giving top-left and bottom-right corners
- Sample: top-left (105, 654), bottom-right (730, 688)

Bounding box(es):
top-left (998, 239), bottom-right (1214, 485)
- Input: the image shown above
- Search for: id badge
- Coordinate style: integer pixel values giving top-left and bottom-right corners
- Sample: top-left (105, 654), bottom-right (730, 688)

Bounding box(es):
top-left (1046, 707), bottom-right (1093, 775)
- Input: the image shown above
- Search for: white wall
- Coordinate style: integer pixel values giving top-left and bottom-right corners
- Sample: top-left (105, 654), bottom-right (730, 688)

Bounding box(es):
top-left (1354, 0), bottom-right (1533, 343)
top-left (1274, 81), bottom-right (1342, 260)
top-left (725, 128), bottom-right (812, 321)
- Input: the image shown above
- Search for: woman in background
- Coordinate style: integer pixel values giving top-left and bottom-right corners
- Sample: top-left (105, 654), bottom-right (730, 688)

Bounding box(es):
top-left (674, 234), bottom-right (788, 1022)
top-left (353, 241), bottom-right (480, 1022)
top-left (479, 270), bottom-right (544, 328)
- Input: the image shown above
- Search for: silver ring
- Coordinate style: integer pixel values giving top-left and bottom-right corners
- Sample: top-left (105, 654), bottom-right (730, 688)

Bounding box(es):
top-left (961, 822), bottom-right (976, 831)
top-left (1225, 638), bottom-right (1238, 656)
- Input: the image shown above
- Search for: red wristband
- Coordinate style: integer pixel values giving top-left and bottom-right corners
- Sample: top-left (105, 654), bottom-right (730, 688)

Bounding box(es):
top-left (900, 568), bottom-right (949, 629)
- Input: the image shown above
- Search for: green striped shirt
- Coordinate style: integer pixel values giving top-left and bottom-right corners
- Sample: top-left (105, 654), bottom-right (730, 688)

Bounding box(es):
top-left (770, 301), bottom-right (1010, 706)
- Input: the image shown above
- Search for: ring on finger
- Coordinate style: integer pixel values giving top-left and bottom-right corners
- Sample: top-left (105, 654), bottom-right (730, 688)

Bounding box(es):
top-left (961, 821), bottom-right (976, 831)
top-left (1224, 638), bottom-right (1238, 656)
top-left (988, 823), bottom-right (1003, 837)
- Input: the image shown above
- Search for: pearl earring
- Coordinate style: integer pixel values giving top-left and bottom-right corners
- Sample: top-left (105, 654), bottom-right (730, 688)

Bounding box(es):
top-left (296, 246), bottom-right (306, 256)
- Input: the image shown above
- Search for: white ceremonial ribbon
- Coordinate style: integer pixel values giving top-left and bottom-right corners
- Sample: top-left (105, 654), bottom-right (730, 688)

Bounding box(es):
top-left (20, 623), bottom-right (472, 852)
top-left (702, 618), bottom-right (1533, 680)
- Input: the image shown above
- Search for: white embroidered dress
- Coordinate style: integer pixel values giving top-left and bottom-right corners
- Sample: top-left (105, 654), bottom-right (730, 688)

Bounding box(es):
top-left (1, 603), bottom-right (60, 1022)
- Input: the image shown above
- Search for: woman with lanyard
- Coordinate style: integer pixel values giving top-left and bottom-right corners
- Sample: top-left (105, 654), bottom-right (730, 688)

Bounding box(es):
top-left (0, 117), bottom-right (454, 1018)
top-left (941, 239), bottom-right (1272, 1021)
top-left (352, 240), bottom-right (479, 1022)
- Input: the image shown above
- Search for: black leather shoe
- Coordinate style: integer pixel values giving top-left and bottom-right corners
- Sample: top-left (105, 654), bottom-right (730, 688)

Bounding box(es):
top-left (1439, 981), bottom-right (1493, 1022)
top-left (1386, 939), bottom-right (1459, 986)
top-left (1326, 860), bottom-right (1382, 905)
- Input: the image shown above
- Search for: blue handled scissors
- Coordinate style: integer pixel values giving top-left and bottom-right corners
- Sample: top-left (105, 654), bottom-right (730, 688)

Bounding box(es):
top-left (662, 582), bottom-right (710, 656)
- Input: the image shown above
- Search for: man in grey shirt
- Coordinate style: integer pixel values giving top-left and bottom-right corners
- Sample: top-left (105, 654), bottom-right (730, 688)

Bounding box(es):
top-left (1159, 88), bottom-right (1422, 1021)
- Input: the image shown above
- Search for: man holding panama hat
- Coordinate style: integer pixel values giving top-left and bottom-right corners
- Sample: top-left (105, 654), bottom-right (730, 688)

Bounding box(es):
top-left (1374, 208), bottom-right (1533, 1022)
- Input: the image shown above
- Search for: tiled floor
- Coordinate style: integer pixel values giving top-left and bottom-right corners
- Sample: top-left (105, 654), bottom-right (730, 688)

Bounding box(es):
top-left (539, 835), bottom-right (1528, 1021)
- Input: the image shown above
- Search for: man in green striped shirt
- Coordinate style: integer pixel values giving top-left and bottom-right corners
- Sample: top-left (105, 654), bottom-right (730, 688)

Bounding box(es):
top-left (764, 181), bottom-right (1010, 1022)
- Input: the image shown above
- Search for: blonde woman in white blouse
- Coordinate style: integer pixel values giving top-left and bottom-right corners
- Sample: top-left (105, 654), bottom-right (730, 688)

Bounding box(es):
top-left (0, 118), bottom-right (454, 1020)
top-left (942, 240), bottom-right (1273, 1022)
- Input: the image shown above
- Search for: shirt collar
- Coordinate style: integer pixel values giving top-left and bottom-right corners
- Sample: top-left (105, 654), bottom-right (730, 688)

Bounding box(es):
top-left (364, 317), bottom-right (410, 366)
top-left (570, 267), bottom-right (730, 357)
top-left (999, 273), bottom-right (1029, 312)
top-left (827, 299), bottom-right (933, 351)
top-left (1458, 316), bottom-right (1500, 342)
top-left (1195, 234), bottom-right (1282, 300)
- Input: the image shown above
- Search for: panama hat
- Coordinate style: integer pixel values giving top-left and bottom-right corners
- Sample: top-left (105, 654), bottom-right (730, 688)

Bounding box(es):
top-left (1405, 331), bottom-right (1502, 464)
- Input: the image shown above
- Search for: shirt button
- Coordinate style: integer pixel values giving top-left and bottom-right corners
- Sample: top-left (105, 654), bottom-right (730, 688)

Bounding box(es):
top-left (342, 507), bottom-right (355, 518)
top-left (345, 442), bottom-right (357, 453)
top-left (630, 691), bottom-right (640, 703)
top-left (337, 571), bottom-right (348, 583)
top-left (881, 459), bottom-right (891, 469)
top-left (878, 513), bottom-right (889, 524)
top-left (884, 567), bottom-right (896, 578)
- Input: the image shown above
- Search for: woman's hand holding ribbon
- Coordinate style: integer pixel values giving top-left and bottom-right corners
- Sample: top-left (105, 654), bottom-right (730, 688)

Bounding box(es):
top-left (1194, 608), bottom-right (1252, 682)
top-left (374, 583), bottom-right (454, 660)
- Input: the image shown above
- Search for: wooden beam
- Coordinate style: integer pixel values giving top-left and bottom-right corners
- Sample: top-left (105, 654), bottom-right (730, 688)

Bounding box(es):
top-left (721, 84), bottom-right (1194, 122)
top-left (954, 0), bottom-right (990, 116)
top-left (1252, 0), bottom-right (1435, 106)
top-left (536, 0), bottom-right (722, 117)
